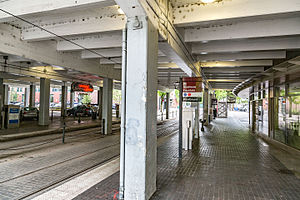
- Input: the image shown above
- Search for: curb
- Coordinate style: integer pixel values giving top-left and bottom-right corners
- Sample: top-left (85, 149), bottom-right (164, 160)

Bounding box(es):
top-left (0, 121), bottom-right (120, 142)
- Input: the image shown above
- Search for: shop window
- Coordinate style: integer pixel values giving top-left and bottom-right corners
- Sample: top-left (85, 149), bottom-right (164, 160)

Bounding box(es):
top-left (262, 98), bottom-right (269, 135)
top-left (274, 97), bottom-right (286, 144)
top-left (286, 82), bottom-right (300, 150)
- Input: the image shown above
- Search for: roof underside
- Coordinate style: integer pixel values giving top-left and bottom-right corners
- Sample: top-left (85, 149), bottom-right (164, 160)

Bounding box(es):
top-left (0, 0), bottom-right (299, 91)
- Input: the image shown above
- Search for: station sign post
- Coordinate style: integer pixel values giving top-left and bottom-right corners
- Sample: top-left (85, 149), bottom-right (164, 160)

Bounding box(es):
top-left (182, 77), bottom-right (202, 102)
top-left (179, 77), bottom-right (202, 159)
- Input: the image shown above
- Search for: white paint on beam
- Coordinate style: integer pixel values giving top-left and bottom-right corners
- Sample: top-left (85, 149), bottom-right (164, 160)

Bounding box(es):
top-left (99, 56), bottom-right (171, 64)
top-left (116, 0), bottom-right (200, 77)
top-left (207, 79), bottom-right (244, 82)
top-left (192, 37), bottom-right (300, 53)
top-left (0, 24), bottom-right (120, 80)
top-left (81, 48), bottom-right (122, 59)
top-left (82, 48), bottom-right (166, 59)
top-left (197, 51), bottom-right (286, 61)
top-left (202, 67), bottom-right (265, 73)
top-left (184, 16), bottom-right (300, 42)
top-left (21, 6), bottom-right (125, 41)
top-left (57, 31), bottom-right (122, 51)
top-left (159, 42), bottom-right (193, 76)
top-left (173, 0), bottom-right (300, 26)
top-left (0, 0), bottom-right (116, 22)
top-left (200, 60), bottom-right (273, 67)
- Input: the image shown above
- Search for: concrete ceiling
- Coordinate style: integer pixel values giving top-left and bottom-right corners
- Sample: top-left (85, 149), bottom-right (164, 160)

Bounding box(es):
top-left (0, 0), bottom-right (300, 91)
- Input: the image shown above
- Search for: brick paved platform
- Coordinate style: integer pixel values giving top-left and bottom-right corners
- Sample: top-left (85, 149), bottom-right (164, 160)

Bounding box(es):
top-left (73, 112), bottom-right (300, 200)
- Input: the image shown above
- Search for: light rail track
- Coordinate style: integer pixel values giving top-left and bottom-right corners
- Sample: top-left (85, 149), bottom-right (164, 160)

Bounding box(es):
top-left (0, 120), bottom-right (179, 200)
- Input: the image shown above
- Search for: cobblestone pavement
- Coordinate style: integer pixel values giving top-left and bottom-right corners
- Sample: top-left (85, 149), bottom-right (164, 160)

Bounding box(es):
top-left (74, 112), bottom-right (300, 200)
top-left (0, 119), bottom-right (176, 200)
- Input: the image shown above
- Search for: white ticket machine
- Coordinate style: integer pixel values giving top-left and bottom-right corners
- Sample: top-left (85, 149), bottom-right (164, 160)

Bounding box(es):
top-left (182, 108), bottom-right (195, 150)
top-left (4, 105), bottom-right (20, 129)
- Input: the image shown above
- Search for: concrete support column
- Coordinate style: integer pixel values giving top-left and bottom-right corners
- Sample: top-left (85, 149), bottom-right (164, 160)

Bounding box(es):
top-left (124, 16), bottom-right (158, 200)
top-left (3, 85), bottom-right (9, 105)
top-left (61, 84), bottom-right (67, 117)
top-left (208, 93), bottom-right (212, 123)
top-left (70, 89), bottom-right (74, 108)
top-left (98, 87), bottom-right (103, 120)
top-left (0, 79), bottom-right (4, 129)
top-left (39, 78), bottom-right (50, 126)
top-left (166, 92), bottom-right (170, 119)
top-left (29, 84), bottom-right (36, 108)
top-left (203, 88), bottom-right (209, 125)
top-left (24, 87), bottom-right (29, 107)
top-left (0, 78), bottom-right (3, 112)
top-left (194, 102), bottom-right (200, 138)
top-left (102, 78), bottom-right (112, 135)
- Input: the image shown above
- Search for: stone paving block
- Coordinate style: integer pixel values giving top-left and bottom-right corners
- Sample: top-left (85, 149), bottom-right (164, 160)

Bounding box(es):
top-left (73, 115), bottom-right (300, 200)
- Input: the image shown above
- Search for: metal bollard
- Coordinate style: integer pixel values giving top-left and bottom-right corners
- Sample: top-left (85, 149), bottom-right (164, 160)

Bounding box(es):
top-left (62, 121), bottom-right (66, 144)
top-left (200, 119), bottom-right (206, 132)
top-left (102, 118), bottom-right (105, 135)
top-left (78, 115), bottom-right (81, 123)
top-left (186, 120), bottom-right (191, 150)
top-left (51, 109), bottom-right (54, 121)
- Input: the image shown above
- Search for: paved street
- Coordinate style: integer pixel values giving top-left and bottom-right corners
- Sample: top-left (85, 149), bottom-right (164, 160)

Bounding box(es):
top-left (73, 112), bottom-right (300, 200)
top-left (0, 120), bottom-right (177, 200)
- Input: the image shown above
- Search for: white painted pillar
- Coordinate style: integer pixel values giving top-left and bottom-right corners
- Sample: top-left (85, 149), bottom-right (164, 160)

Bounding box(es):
top-left (29, 84), bottom-right (36, 108)
top-left (166, 92), bottom-right (170, 119)
top-left (203, 88), bottom-right (209, 125)
top-left (39, 78), bottom-right (50, 125)
top-left (70, 89), bottom-right (74, 108)
top-left (24, 87), bottom-right (29, 107)
top-left (98, 87), bottom-right (103, 120)
top-left (0, 79), bottom-right (4, 129)
top-left (195, 102), bottom-right (200, 138)
top-left (124, 16), bottom-right (158, 200)
top-left (0, 79), bottom-right (3, 112)
top-left (61, 84), bottom-right (67, 117)
top-left (102, 78), bottom-right (112, 134)
top-left (3, 85), bottom-right (9, 105)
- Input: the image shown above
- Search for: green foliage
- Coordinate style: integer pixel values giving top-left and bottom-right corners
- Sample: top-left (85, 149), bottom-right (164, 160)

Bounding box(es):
top-left (215, 90), bottom-right (227, 101)
top-left (175, 89), bottom-right (179, 103)
top-left (157, 91), bottom-right (166, 112)
top-left (157, 91), bottom-right (166, 99)
top-left (81, 94), bottom-right (91, 104)
top-left (113, 89), bottom-right (122, 104)
top-left (10, 91), bottom-right (18, 102)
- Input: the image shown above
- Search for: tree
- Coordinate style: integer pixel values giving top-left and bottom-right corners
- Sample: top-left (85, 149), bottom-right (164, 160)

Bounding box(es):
top-left (215, 90), bottom-right (227, 101)
top-left (10, 91), bottom-right (18, 102)
top-left (81, 94), bottom-right (91, 104)
top-left (113, 89), bottom-right (122, 104)
top-left (157, 91), bottom-right (166, 120)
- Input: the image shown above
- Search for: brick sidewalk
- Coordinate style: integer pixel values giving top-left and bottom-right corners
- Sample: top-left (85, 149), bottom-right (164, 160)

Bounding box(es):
top-left (73, 113), bottom-right (300, 200)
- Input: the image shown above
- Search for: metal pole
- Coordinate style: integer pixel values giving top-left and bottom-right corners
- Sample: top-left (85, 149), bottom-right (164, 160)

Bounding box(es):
top-left (179, 78), bottom-right (183, 159)
top-left (119, 26), bottom-right (127, 200)
top-left (78, 115), bottom-right (81, 123)
top-left (62, 121), bottom-right (66, 143)
top-left (102, 118), bottom-right (105, 135)
top-left (51, 109), bottom-right (53, 121)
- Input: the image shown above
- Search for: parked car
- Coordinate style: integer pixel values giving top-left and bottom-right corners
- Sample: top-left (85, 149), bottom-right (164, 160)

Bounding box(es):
top-left (67, 105), bottom-right (93, 117)
top-left (237, 104), bottom-right (248, 112)
top-left (20, 107), bottom-right (39, 120)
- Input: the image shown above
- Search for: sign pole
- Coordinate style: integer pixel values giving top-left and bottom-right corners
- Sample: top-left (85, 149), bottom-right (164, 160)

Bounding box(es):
top-left (179, 78), bottom-right (183, 159)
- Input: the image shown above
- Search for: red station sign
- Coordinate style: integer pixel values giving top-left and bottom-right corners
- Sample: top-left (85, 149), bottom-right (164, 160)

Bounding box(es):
top-left (71, 82), bottom-right (94, 93)
top-left (182, 77), bottom-right (202, 93)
